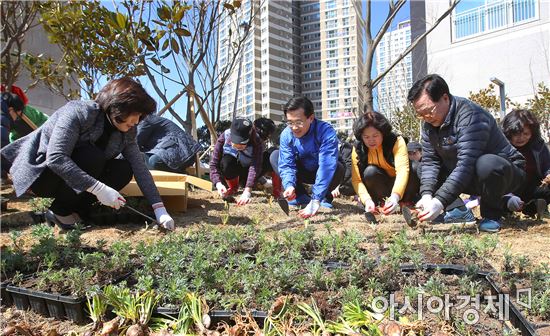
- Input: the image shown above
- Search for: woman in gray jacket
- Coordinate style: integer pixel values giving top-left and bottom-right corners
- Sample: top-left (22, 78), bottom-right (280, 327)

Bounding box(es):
top-left (1, 77), bottom-right (174, 231)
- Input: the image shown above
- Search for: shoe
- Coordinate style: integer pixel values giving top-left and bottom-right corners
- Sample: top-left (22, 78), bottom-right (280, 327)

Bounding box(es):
top-left (288, 193), bottom-right (311, 206)
top-left (320, 198), bottom-right (333, 209)
top-left (479, 218), bottom-right (501, 233)
top-left (443, 207), bottom-right (476, 224)
top-left (223, 177), bottom-right (240, 201)
top-left (45, 210), bottom-right (77, 230)
top-left (430, 213), bottom-right (446, 224)
top-left (271, 172), bottom-right (282, 199)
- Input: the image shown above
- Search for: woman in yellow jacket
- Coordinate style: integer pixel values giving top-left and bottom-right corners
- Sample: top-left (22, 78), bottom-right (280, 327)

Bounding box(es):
top-left (351, 111), bottom-right (420, 216)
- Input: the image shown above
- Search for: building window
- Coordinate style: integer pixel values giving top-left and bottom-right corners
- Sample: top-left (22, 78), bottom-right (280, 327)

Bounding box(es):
top-left (452, 0), bottom-right (538, 40)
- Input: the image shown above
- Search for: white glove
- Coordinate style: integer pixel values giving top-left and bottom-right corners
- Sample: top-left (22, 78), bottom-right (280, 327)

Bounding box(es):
top-left (153, 205), bottom-right (175, 231)
top-left (506, 194), bottom-right (524, 212)
top-left (215, 182), bottom-right (227, 197)
top-left (283, 186), bottom-right (296, 200)
top-left (237, 189), bottom-right (252, 206)
top-left (364, 198), bottom-right (376, 213)
top-left (382, 193), bottom-right (400, 215)
top-left (415, 194), bottom-right (433, 211)
top-left (331, 185), bottom-right (341, 198)
top-left (418, 197), bottom-right (444, 222)
top-left (87, 181), bottom-right (126, 209)
top-left (298, 199), bottom-right (321, 218)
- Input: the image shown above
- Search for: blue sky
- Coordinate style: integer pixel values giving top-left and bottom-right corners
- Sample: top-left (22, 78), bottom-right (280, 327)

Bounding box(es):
top-left (101, 1), bottom-right (415, 127)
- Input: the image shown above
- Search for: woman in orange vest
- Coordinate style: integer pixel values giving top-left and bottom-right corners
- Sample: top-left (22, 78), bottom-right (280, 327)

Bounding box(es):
top-left (351, 111), bottom-right (419, 218)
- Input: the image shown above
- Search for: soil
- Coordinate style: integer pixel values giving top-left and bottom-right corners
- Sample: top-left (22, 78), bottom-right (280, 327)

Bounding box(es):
top-left (1, 184), bottom-right (550, 334)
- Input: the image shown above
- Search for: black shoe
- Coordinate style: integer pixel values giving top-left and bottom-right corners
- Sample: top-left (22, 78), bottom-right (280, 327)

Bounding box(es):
top-left (45, 210), bottom-right (77, 230)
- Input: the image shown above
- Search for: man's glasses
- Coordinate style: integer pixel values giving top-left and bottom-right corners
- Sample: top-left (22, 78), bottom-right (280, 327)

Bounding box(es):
top-left (285, 120), bottom-right (305, 128)
top-left (415, 104), bottom-right (437, 119)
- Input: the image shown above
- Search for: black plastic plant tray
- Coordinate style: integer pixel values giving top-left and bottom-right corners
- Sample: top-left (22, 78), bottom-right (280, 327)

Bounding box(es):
top-left (1, 281), bottom-right (14, 307)
top-left (155, 307), bottom-right (268, 327)
top-left (6, 285), bottom-right (86, 323)
top-left (400, 263), bottom-right (536, 336)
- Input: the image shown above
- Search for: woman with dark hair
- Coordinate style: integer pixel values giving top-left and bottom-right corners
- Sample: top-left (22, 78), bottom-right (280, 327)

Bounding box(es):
top-left (351, 111), bottom-right (419, 217)
top-left (1, 77), bottom-right (175, 231)
top-left (501, 109), bottom-right (550, 218)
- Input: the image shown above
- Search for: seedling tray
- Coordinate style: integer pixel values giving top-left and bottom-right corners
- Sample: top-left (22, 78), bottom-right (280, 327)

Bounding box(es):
top-left (400, 263), bottom-right (536, 336)
top-left (155, 307), bottom-right (268, 327)
top-left (1, 281), bottom-right (13, 307)
top-left (6, 285), bottom-right (86, 323)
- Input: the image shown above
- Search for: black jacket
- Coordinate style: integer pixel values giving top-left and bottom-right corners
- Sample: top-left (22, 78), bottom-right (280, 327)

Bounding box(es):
top-left (421, 96), bottom-right (525, 207)
top-left (529, 137), bottom-right (550, 180)
top-left (137, 115), bottom-right (201, 171)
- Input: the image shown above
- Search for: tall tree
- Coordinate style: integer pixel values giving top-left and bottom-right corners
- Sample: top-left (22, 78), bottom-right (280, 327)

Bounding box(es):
top-left (25, 1), bottom-right (148, 100)
top-left (0, 1), bottom-right (40, 89)
top-left (363, 0), bottom-right (460, 111)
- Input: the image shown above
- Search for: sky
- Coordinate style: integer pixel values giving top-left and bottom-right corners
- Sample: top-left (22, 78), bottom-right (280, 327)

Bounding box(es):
top-left (100, 0), bottom-right (415, 127)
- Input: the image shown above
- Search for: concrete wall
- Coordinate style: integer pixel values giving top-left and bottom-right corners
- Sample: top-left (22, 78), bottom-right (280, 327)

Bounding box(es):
top-left (424, 0), bottom-right (550, 105)
top-left (16, 17), bottom-right (71, 115)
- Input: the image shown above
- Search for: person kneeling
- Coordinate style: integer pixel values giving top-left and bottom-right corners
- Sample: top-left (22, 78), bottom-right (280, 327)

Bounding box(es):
top-left (0, 78), bottom-right (175, 231)
top-left (351, 111), bottom-right (419, 218)
top-left (209, 118), bottom-right (263, 206)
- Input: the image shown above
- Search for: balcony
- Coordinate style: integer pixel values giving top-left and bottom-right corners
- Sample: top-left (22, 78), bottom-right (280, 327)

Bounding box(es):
top-left (452, 0), bottom-right (538, 41)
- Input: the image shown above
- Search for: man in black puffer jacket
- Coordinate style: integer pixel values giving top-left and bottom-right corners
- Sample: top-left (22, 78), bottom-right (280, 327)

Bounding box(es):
top-left (407, 74), bottom-right (525, 233)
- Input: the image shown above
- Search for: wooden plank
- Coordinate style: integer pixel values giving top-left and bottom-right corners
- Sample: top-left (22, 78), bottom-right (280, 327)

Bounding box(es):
top-left (184, 174), bottom-right (212, 191)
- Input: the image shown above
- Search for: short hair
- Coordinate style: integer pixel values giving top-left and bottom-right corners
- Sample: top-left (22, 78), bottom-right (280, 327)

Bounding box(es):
top-left (501, 109), bottom-right (541, 142)
top-left (353, 111), bottom-right (393, 141)
top-left (407, 74), bottom-right (450, 103)
top-left (95, 77), bottom-right (156, 123)
top-left (254, 117), bottom-right (276, 141)
top-left (283, 96), bottom-right (314, 118)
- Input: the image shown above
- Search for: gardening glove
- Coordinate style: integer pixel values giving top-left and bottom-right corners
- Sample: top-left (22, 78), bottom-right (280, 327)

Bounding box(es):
top-left (331, 185), bottom-right (341, 198)
top-left (283, 186), bottom-right (296, 201)
top-left (382, 193), bottom-right (400, 215)
top-left (215, 182), bottom-right (227, 197)
top-left (364, 198), bottom-right (376, 213)
top-left (153, 204), bottom-right (175, 231)
top-left (506, 193), bottom-right (524, 212)
top-left (415, 194), bottom-right (433, 211)
top-left (237, 189), bottom-right (252, 206)
top-left (417, 197), bottom-right (444, 222)
top-left (87, 181), bottom-right (126, 210)
top-left (298, 199), bottom-right (321, 219)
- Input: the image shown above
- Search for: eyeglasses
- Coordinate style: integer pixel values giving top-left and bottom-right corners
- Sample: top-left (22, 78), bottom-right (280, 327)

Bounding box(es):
top-left (415, 104), bottom-right (437, 119)
top-left (285, 120), bottom-right (305, 128)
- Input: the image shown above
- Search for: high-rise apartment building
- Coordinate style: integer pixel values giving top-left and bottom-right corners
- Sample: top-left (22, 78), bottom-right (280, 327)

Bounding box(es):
top-left (218, 1), bottom-right (299, 123)
top-left (218, 0), bottom-right (365, 133)
top-left (376, 20), bottom-right (412, 116)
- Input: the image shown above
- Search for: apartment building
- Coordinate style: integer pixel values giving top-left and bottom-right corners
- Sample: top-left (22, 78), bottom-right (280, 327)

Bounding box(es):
top-left (218, 0), bottom-right (366, 132)
top-left (218, 1), bottom-right (299, 122)
top-left (416, 0), bottom-right (549, 106)
top-left (376, 20), bottom-right (413, 117)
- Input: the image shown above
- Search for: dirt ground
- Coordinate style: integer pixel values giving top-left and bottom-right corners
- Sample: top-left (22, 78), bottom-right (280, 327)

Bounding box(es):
top-left (1, 184), bottom-right (549, 334)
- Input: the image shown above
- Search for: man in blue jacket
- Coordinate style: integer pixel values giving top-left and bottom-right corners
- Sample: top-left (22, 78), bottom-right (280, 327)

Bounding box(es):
top-left (270, 96), bottom-right (344, 218)
top-left (407, 74), bottom-right (525, 232)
